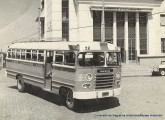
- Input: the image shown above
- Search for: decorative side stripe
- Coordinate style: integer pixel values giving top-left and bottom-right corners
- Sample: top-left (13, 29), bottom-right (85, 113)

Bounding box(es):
top-left (52, 80), bottom-right (74, 88)
top-left (23, 77), bottom-right (44, 84)
top-left (52, 64), bottom-right (76, 72)
top-left (7, 73), bottom-right (16, 78)
top-left (6, 58), bottom-right (44, 65)
top-left (7, 72), bottom-right (16, 77)
top-left (6, 69), bottom-right (44, 79)
top-left (52, 84), bottom-right (60, 89)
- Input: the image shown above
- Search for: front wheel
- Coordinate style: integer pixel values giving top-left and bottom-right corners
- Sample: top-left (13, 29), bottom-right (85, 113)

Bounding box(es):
top-left (160, 70), bottom-right (165, 76)
top-left (65, 89), bottom-right (78, 111)
top-left (17, 76), bottom-right (25, 92)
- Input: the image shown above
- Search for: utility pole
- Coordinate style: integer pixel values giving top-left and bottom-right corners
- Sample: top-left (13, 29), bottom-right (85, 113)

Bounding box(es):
top-left (101, 0), bottom-right (105, 42)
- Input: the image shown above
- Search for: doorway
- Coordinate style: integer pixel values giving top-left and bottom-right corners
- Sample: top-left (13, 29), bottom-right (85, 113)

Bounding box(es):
top-left (128, 12), bottom-right (136, 62)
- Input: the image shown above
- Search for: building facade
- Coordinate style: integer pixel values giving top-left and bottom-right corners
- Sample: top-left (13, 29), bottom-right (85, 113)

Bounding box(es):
top-left (38, 0), bottom-right (165, 67)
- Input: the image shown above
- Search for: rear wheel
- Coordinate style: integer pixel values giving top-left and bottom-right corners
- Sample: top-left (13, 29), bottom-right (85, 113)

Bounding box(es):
top-left (17, 76), bottom-right (25, 92)
top-left (160, 70), bottom-right (165, 76)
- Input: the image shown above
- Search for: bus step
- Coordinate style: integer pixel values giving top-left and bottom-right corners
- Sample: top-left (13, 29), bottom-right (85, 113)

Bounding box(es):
top-left (44, 78), bottom-right (52, 91)
top-left (43, 88), bottom-right (51, 92)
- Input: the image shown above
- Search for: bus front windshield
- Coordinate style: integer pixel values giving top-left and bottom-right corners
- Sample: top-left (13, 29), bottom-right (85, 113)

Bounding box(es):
top-left (78, 52), bottom-right (120, 66)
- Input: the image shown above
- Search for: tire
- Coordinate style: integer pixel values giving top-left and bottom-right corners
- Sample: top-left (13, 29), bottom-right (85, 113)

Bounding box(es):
top-left (24, 83), bottom-right (32, 92)
top-left (160, 70), bottom-right (165, 76)
top-left (65, 89), bottom-right (78, 111)
top-left (17, 76), bottom-right (25, 92)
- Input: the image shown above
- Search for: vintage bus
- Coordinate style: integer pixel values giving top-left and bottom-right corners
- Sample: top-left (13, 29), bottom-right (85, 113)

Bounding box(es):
top-left (6, 41), bottom-right (121, 110)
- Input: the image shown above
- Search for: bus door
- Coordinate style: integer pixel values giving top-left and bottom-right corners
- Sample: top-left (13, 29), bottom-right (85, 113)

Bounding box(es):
top-left (44, 51), bottom-right (53, 90)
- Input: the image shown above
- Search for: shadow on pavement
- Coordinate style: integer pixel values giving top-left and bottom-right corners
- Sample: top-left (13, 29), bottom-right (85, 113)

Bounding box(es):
top-left (8, 86), bottom-right (17, 90)
top-left (9, 85), bottom-right (120, 112)
top-left (76, 97), bottom-right (120, 113)
top-left (9, 85), bottom-right (63, 106)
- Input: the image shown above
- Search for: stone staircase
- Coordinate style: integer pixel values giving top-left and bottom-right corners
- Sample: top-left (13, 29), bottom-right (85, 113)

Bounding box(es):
top-left (121, 63), bottom-right (153, 77)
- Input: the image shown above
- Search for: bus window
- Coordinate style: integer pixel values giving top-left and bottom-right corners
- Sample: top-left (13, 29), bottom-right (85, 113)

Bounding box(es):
top-left (47, 51), bottom-right (53, 63)
top-left (26, 50), bottom-right (31, 60)
top-left (16, 50), bottom-right (21, 59)
top-left (21, 50), bottom-right (25, 60)
top-left (55, 51), bottom-right (63, 64)
top-left (12, 49), bottom-right (16, 58)
top-left (8, 49), bottom-right (12, 58)
top-left (38, 50), bottom-right (44, 62)
top-left (106, 52), bottom-right (120, 66)
top-left (64, 52), bottom-right (75, 66)
top-left (32, 50), bottom-right (37, 61)
top-left (78, 52), bottom-right (104, 66)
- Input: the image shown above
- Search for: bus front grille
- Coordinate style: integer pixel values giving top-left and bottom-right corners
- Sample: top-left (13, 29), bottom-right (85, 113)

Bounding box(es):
top-left (95, 74), bottom-right (114, 89)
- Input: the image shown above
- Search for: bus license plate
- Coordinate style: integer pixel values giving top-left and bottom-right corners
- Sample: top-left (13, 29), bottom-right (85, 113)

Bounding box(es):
top-left (102, 92), bottom-right (109, 97)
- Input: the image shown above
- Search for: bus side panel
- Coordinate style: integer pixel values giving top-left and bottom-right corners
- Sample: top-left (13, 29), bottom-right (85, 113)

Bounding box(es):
top-left (51, 66), bottom-right (76, 94)
top-left (6, 60), bottom-right (44, 87)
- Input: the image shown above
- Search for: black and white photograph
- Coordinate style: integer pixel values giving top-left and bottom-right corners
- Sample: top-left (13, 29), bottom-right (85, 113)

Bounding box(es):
top-left (0, 0), bottom-right (165, 120)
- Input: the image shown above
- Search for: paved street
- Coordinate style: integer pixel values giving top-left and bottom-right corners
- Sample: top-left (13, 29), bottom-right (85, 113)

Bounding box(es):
top-left (0, 69), bottom-right (165, 120)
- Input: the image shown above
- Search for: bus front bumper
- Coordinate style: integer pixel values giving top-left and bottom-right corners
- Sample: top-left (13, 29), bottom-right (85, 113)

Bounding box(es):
top-left (73, 88), bottom-right (121, 99)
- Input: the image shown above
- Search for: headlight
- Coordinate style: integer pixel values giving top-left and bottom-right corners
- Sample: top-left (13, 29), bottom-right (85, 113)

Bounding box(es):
top-left (116, 72), bottom-right (121, 79)
top-left (86, 73), bottom-right (93, 81)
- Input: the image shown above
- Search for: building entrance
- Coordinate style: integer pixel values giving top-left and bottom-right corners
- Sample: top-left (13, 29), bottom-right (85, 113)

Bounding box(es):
top-left (117, 12), bottom-right (125, 63)
top-left (93, 11), bottom-right (148, 63)
top-left (128, 12), bottom-right (136, 61)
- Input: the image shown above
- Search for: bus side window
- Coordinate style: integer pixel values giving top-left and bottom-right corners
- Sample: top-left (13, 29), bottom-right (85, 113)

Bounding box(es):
top-left (78, 53), bottom-right (83, 66)
top-left (16, 50), bottom-right (21, 59)
top-left (12, 49), bottom-right (16, 58)
top-left (55, 55), bottom-right (63, 64)
top-left (47, 51), bottom-right (53, 63)
top-left (26, 50), bottom-right (31, 60)
top-left (21, 50), bottom-right (25, 60)
top-left (38, 50), bottom-right (44, 62)
top-left (64, 52), bottom-right (75, 66)
top-left (32, 50), bottom-right (37, 61)
top-left (55, 51), bottom-right (63, 64)
top-left (8, 49), bottom-right (12, 58)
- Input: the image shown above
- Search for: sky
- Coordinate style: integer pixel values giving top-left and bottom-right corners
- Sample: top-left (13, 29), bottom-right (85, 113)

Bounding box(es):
top-left (0, 0), bottom-right (39, 52)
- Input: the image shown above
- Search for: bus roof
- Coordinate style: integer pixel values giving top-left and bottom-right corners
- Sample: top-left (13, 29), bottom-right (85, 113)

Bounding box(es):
top-left (9, 41), bottom-right (120, 52)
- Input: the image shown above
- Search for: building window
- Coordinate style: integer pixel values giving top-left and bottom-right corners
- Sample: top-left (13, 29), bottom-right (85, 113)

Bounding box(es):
top-left (139, 13), bottom-right (147, 54)
top-left (93, 11), bottom-right (113, 42)
top-left (160, 14), bottom-right (165, 26)
top-left (105, 12), bottom-right (113, 43)
top-left (161, 38), bottom-right (165, 53)
top-left (62, 0), bottom-right (69, 41)
top-left (41, 19), bottom-right (45, 39)
top-left (93, 11), bottom-right (101, 41)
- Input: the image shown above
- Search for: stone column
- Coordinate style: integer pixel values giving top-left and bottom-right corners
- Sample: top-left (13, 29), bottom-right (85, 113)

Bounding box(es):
top-left (124, 12), bottom-right (129, 64)
top-left (136, 12), bottom-right (140, 58)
